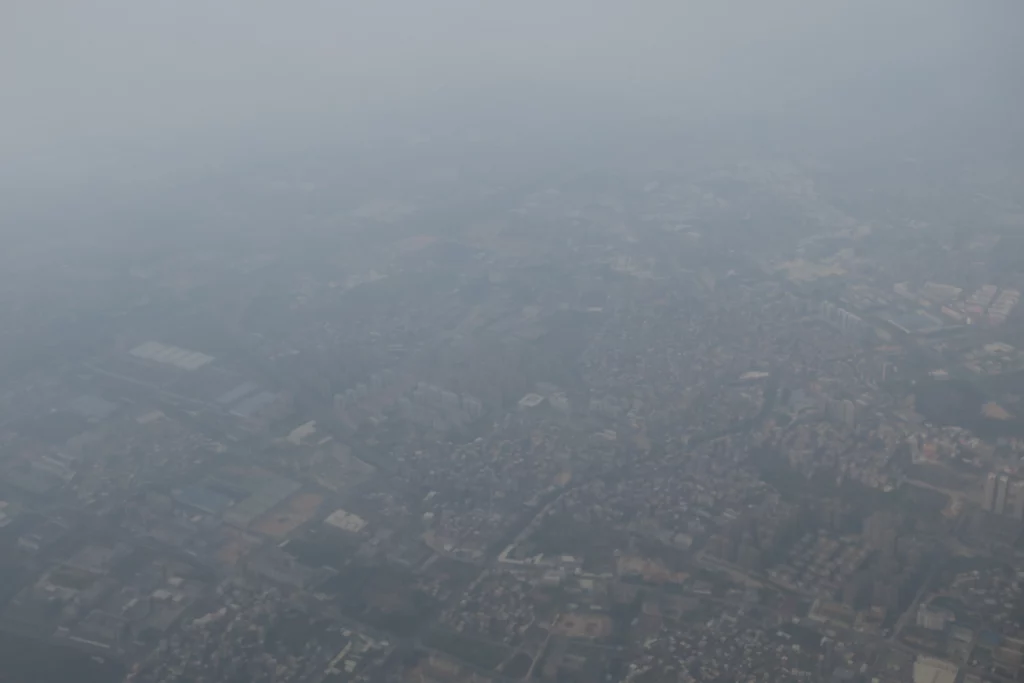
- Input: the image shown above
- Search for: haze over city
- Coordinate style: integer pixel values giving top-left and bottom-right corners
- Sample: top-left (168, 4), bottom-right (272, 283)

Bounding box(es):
top-left (1, 2), bottom-right (1023, 683)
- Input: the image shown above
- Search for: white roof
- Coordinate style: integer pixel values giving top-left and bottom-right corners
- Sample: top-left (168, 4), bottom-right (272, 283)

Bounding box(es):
top-left (130, 341), bottom-right (214, 371)
top-left (913, 657), bottom-right (957, 683)
top-left (324, 509), bottom-right (367, 533)
top-left (518, 393), bottom-right (545, 408)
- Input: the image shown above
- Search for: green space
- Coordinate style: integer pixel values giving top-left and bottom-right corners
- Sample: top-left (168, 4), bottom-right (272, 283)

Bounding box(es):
top-left (501, 652), bottom-right (534, 678)
top-left (422, 629), bottom-right (512, 671)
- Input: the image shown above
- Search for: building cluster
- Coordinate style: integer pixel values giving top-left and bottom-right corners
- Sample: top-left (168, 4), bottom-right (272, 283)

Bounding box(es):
top-left (129, 580), bottom-right (392, 683)
top-left (898, 564), bottom-right (1024, 683)
top-left (3, 152), bottom-right (1024, 683)
top-left (980, 472), bottom-right (1024, 520)
top-left (440, 568), bottom-right (548, 646)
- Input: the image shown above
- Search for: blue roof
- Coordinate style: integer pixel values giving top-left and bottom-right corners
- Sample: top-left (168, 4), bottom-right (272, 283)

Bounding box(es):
top-left (831, 668), bottom-right (855, 682)
top-left (978, 631), bottom-right (1003, 648)
top-left (172, 485), bottom-right (232, 516)
top-left (217, 381), bottom-right (259, 405)
top-left (68, 395), bottom-right (118, 420)
top-left (885, 310), bottom-right (945, 334)
top-left (230, 391), bottom-right (278, 418)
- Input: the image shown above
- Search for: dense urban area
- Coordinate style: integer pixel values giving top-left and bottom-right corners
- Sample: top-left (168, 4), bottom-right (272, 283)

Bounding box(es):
top-left (2, 132), bottom-right (1024, 683)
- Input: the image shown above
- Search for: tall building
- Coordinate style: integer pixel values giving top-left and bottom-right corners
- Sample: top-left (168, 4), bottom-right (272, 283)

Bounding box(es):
top-left (872, 579), bottom-right (901, 611)
top-left (995, 475), bottom-right (1010, 516)
top-left (841, 400), bottom-right (856, 429)
top-left (864, 512), bottom-right (898, 556)
top-left (983, 473), bottom-right (998, 512)
top-left (880, 361), bottom-right (895, 383)
top-left (826, 398), bottom-right (857, 429)
top-left (842, 574), bottom-right (866, 609)
top-left (1011, 480), bottom-right (1024, 521)
top-left (737, 539), bottom-right (762, 572)
top-left (916, 604), bottom-right (953, 631)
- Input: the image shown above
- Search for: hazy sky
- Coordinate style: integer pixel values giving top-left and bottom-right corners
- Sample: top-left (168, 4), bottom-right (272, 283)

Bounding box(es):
top-left (4, 1), bottom-right (1022, 194)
